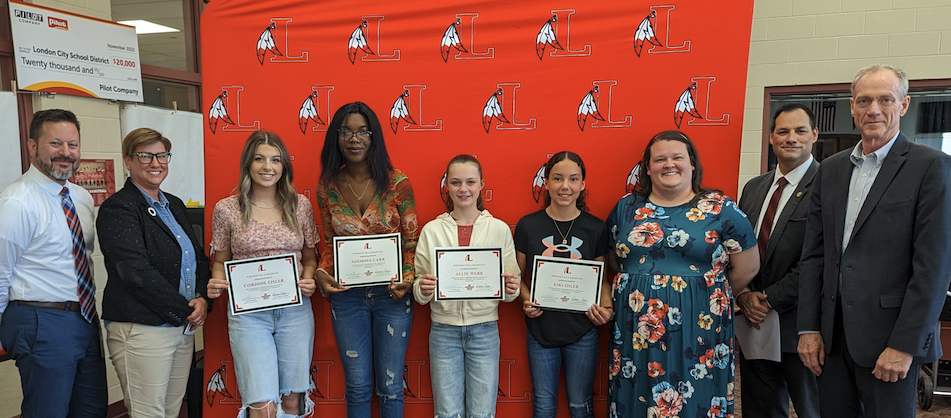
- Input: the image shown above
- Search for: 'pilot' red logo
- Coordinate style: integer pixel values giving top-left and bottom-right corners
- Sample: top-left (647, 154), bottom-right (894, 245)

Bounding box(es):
top-left (48, 17), bottom-right (68, 30)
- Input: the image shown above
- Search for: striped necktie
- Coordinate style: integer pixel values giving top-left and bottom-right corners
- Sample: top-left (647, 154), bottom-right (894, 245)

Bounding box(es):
top-left (61, 187), bottom-right (95, 322)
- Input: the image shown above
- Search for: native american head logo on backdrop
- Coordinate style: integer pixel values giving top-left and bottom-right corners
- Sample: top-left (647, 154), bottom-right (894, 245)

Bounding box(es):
top-left (206, 364), bottom-right (235, 406)
top-left (390, 90), bottom-right (417, 133)
top-left (440, 18), bottom-right (466, 62)
top-left (256, 22), bottom-right (283, 64)
top-left (674, 81), bottom-right (701, 128)
top-left (531, 164), bottom-right (545, 203)
top-left (482, 88), bottom-right (509, 132)
top-left (626, 163), bottom-right (641, 194)
top-left (633, 11), bottom-right (660, 57)
top-left (535, 15), bottom-right (563, 60)
top-left (348, 20), bottom-right (373, 64)
top-left (577, 85), bottom-right (605, 131)
top-left (299, 90), bottom-right (325, 134)
top-left (309, 365), bottom-right (325, 400)
top-left (208, 91), bottom-right (235, 134)
top-left (439, 171), bottom-right (449, 204)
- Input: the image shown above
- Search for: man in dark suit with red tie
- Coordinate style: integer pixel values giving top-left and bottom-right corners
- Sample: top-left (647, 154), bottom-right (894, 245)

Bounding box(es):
top-left (798, 64), bottom-right (951, 417)
top-left (737, 103), bottom-right (820, 418)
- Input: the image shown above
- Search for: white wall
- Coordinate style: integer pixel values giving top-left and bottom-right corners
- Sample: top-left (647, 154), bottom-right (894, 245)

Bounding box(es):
top-left (740, 0), bottom-right (951, 194)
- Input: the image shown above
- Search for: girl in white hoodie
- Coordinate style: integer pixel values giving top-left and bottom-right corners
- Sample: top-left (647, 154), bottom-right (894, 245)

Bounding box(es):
top-left (413, 154), bottom-right (520, 418)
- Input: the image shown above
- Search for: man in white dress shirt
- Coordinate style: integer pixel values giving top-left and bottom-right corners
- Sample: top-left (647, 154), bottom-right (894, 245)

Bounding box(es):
top-left (0, 109), bottom-right (107, 417)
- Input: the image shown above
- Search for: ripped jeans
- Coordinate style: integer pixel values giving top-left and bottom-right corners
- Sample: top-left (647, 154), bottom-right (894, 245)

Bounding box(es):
top-left (329, 285), bottom-right (414, 418)
top-left (227, 298), bottom-right (315, 417)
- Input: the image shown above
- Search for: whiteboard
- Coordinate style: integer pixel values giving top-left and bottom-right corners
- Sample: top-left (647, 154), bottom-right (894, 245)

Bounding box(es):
top-left (0, 92), bottom-right (20, 191)
top-left (119, 104), bottom-right (205, 207)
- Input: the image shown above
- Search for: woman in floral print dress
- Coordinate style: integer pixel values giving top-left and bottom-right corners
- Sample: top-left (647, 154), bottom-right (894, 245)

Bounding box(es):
top-left (605, 131), bottom-right (759, 418)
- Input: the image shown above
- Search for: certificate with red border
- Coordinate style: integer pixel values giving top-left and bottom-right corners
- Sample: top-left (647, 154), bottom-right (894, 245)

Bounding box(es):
top-left (434, 247), bottom-right (504, 301)
top-left (530, 256), bottom-right (603, 313)
top-left (333, 233), bottom-right (403, 288)
top-left (225, 253), bottom-right (302, 315)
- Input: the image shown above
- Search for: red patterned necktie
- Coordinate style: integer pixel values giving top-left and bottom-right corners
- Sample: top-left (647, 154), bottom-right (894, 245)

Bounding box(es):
top-left (61, 187), bottom-right (96, 322)
top-left (757, 177), bottom-right (788, 265)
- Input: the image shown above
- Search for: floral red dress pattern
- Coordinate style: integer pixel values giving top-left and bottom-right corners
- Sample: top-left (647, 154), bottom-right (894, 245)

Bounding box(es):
top-left (605, 192), bottom-right (755, 418)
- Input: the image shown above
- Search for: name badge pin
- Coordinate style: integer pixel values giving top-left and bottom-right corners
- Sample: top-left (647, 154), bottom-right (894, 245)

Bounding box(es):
top-left (148, 207), bottom-right (157, 217)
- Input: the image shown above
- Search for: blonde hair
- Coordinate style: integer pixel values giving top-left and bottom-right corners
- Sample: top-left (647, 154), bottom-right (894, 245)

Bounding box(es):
top-left (237, 130), bottom-right (300, 235)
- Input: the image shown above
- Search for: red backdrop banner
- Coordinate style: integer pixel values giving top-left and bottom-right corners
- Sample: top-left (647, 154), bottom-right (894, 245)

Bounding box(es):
top-left (201, 1), bottom-right (753, 416)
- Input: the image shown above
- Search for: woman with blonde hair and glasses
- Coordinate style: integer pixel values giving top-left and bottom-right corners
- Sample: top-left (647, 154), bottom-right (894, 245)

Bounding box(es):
top-left (98, 127), bottom-right (212, 418)
top-left (206, 130), bottom-right (319, 418)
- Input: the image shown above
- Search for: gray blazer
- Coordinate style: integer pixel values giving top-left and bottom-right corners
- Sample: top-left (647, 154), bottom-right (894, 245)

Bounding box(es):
top-left (797, 134), bottom-right (951, 366)
top-left (739, 159), bottom-right (819, 353)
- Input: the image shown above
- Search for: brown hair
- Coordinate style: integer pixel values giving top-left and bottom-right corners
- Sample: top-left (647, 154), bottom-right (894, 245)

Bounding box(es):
top-left (443, 154), bottom-right (485, 212)
top-left (635, 130), bottom-right (707, 199)
top-left (122, 128), bottom-right (172, 157)
top-left (237, 130), bottom-right (300, 234)
top-left (542, 151), bottom-right (588, 212)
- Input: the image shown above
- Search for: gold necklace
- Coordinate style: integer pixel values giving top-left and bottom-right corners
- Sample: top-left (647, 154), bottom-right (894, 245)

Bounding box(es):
top-left (250, 199), bottom-right (279, 209)
top-left (345, 172), bottom-right (372, 200)
top-left (552, 216), bottom-right (576, 245)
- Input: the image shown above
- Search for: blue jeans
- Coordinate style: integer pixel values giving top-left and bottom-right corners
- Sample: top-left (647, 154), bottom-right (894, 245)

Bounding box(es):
top-left (0, 301), bottom-right (107, 418)
top-left (228, 298), bottom-right (315, 416)
top-left (429, 321), bottom-right (500, 418)
top-left (526, 327), bottom-right (598, 418)
top-left (329, 286), bottom-right (414, 418)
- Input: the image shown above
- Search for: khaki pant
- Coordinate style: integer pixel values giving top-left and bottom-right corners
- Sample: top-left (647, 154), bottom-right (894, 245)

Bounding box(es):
top-left (105, 321), bottom-right (194, 418)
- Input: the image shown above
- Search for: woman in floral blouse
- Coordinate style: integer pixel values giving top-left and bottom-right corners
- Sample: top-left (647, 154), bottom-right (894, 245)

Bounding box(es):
top-left (314, 102), bottom-right (418, 418)
top-left (605, 130), bottom-right (758, 418)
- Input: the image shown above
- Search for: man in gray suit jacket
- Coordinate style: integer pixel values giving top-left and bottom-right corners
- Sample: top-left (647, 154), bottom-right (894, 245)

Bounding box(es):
top-left (738, 103), bottom-right (820, 418)
top-left (798, 64), bottom-right (951, 417)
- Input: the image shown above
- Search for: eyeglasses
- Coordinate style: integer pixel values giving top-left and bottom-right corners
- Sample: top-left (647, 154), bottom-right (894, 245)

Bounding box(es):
top-left (130, 152), bottom-right (172, 164)
top-left (338, 128), bottom-right (372, 141)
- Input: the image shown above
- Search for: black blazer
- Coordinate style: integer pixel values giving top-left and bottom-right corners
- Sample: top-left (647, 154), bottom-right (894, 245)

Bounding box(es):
top-left (98, 178), bottom-right (212, 326)
top-left (798, 134), bottom-right (951, 366)
top-left (738, 160), bottom-right (818, 353)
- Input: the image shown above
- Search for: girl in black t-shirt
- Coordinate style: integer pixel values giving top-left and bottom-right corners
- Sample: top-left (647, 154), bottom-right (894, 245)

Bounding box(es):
top-left (514, 151), bottom-right (613, 418)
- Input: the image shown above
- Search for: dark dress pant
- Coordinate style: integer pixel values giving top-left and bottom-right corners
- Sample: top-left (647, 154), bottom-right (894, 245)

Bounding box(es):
top-left (739, 350), bottom-right (820, 418)
top-left (0, 301), bottom-right (108, 418)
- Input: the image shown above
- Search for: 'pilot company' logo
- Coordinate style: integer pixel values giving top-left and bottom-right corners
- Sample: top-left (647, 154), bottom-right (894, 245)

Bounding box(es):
top-left (15, 9), bottom-right (43, 25)
top-left (48, 17), bottom-right (68, 30)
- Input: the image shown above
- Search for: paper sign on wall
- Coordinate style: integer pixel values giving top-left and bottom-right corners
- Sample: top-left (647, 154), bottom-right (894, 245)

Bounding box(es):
top-left (9, 0), bottom-right (143, 102)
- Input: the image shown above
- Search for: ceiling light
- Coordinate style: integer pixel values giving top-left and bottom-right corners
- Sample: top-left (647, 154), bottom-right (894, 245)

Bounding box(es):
top-left (117, 20), bottom-right (180, 34)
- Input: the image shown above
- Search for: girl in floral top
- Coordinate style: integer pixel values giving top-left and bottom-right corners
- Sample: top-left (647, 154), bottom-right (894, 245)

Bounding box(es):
top-left (315, 102), bottom-right (418, 418)
top-left (207, 131), bottom-right (319, 418)
top-left (605, 131), bottom-right (759, 418)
